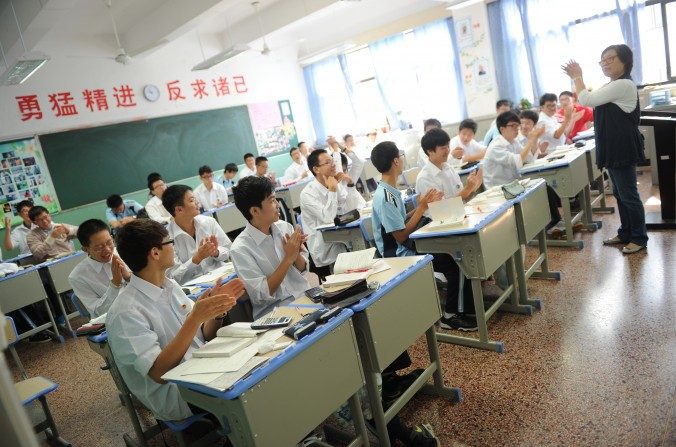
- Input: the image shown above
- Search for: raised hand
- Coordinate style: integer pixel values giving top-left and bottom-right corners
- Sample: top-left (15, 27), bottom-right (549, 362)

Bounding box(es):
top-left (562, 59), bottom-right (582, 79)
top-left (466, 169), bottom-right (483, 192)
top-left (418, 188), bottom-right (443, 211)
top-left (325, 174), bottom-right (338, 192)
top-left (451, 147), bottom-right (464, 159)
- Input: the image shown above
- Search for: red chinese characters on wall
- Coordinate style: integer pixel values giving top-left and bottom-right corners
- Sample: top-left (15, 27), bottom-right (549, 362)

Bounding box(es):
top-left (14, 75), bottom-right (249, 122)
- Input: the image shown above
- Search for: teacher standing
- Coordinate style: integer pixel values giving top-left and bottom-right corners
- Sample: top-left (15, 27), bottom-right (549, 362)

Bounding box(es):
top-left (562, 44), bottom-right (647, 254)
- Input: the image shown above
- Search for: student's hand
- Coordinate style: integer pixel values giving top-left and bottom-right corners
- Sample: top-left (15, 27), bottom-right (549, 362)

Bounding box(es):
top-left (538, 141), bottom-right (550, 155)
top-left (50, 225), bottom-right (69, 238)
top-left (451, 147), bottom-right (464, 159)
top-left (417, 188), bottom-right (444, 211)
top-left (571, 109), bottom-right (585, 123)
top-left (269, 172), bottom-right (276, 182)
top-left (561, 59), bottom-right (583, 79)
top-left (192, 286), bottom-right (237, 324)
top-left (4, 216), bottom-right (11, 229)
top-left (563, 105), bottom-right (574, 121)
top-left (282, 227), bottom-right (305, 261)
top-left (216, 277), bottom-right (246, 300)
top-left (206, 234), bottom-right (220, 257)
top-left (466, 169), bottom-right (483, 192)
top-left (301, 170), bottom-right (308, 178)
top-left (325, 175), bottom-right (338, 192)
top-left (528, 126), bottom-right (545, 141)
top-left (111, 255), bottom-right (128, 287)
top-left (192, 238), bottom-right (215, 264)
top-left (335, 172), bottom-right (352, 184)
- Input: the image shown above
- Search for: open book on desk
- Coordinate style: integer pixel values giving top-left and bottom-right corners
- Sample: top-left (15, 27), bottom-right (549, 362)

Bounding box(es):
top-left (182, 262), bottom-right (236, 287)
top-left (323, 248), bottom-right (391, 288)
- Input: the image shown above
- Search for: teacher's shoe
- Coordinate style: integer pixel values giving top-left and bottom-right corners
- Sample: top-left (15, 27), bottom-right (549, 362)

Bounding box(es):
top-left (603, 235), bottom-right (626, 245)
top-left (622, 243), bottom-right (646, 254)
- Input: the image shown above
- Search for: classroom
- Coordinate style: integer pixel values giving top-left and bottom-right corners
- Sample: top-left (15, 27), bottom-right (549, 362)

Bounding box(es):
top-left (0, 0), bottom-right (674, 446)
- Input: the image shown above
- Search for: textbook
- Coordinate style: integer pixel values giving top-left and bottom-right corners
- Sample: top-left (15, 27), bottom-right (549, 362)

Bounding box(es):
top-left (192, 336), bottom-right (255, 358)
top-left (323, 248), bottom-right (390, 288)
top-left (182, 262), bottom-right (236, 286)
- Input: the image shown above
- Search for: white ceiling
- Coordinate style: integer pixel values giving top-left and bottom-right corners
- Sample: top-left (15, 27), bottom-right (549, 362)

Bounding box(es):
top-left (0, 0), bottom-right (452, 68)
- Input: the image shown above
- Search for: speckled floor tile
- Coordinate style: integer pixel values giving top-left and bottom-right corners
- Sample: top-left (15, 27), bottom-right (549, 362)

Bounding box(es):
top-left (5, 171), bottom-right (674, 447)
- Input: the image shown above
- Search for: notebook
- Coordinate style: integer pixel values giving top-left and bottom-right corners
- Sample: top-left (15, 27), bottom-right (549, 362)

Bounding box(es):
top-left (323, 248), bottom-right (390, 288)
top-left (426, 196), bottom-right (466, 229)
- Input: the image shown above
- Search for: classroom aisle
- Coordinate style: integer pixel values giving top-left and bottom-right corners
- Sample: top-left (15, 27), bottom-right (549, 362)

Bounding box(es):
top-left (7, 170), bottom-right (674, 447)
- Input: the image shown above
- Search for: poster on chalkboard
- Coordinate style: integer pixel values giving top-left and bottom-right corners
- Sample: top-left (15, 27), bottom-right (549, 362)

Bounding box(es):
top-left (0, 137), bottom-right (60, 229)
top-left (248, 100), bottom-right (299, 156)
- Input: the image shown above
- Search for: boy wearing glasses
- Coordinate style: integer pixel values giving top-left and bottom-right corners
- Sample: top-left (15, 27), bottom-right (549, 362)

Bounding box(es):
top-left (145, 172), bottom-right (172, 225)
top-left (300, 149), bottom-right (365, 272)
top-left (538, 93), bottom-right (573, 152)
top-left (193, 165), bottom-right (228, 211)
top-left (68, 219), bottom-right (130, 317)
top-left (162, 185), bottom-right (232, 285)
top-left (107, 219), bottom-right (244, 422)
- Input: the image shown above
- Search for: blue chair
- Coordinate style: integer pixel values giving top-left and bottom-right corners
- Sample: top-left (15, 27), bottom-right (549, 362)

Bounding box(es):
top-left (4, 316), bottom-right (71, 447)
top-left (86, 331), bottom-right (221, 447)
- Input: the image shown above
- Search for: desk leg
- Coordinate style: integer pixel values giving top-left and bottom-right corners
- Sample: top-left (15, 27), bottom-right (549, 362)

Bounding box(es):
top-left (512, 249), bottom-right (543, 310)
top-left (421, 327), bottom-right (462, 402)
top-left (436, 279), bottom-right (505, 353)
top-left (540, 198), bottom-right (584, 249)
top-left (591, 174), bottom-right (615, 213)
top-left (364, 370), bottom-right (391, 447)
top-left (345, 393), bottom-right (369, 447)
top-left (497, 256), bottom-right (534, 315)
top-left (582, 186), bottom-right (603, 229)
top-left (350, 235), bottom-right (367, 252)
top-left (54, 293), bottom-right (76, 338)
top-left (529, 230), bottom-right (561, 281)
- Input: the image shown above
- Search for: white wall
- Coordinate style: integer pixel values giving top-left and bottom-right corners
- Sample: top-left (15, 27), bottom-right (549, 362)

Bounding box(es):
top-left (0, 31), bottom-right (315, 144)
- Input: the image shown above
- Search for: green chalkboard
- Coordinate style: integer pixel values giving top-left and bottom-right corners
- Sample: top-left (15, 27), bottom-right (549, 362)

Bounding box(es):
top-left (39, 106), bottom-right (257, 210)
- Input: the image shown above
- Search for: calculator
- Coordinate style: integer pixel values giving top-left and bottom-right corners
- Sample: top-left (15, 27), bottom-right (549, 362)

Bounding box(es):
top-left (250, 315), bottom-right (293, 330)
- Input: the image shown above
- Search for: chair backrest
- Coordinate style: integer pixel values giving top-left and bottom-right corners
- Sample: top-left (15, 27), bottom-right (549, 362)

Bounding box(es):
top-left (402, 167), bottom-right (421, 188)
top-left (47, 253), bottom-right (86, 294)
top-left (70, 293), bottom-right (90, 319)
top-left (359, 216), bottom-right (375, 247)
top-left (3, 316), bottom-right (18, 347)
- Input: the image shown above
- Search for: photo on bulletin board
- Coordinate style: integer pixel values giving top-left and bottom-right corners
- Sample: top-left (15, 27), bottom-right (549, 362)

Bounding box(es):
top-left (248, 100), bottom-right (299, 156)
top-left (0, 137), bottom-right (60, 229)
top-left (456, 17), bottom-right (474, 49)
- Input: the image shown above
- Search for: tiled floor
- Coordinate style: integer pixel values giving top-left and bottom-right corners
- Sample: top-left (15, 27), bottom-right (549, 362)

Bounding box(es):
top-left (7, 170), bottom-right (675, 447)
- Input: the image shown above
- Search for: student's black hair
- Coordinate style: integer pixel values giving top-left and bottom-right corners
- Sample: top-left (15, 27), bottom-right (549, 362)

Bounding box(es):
top-left (559, 90), bottom-right (574, 99)
top-left (306, 149), bottom-right (327, 177)
top-left (343, 134), bottom-right (353, 142)
top-left (147, 172), bottom-right (162, 190)
top-left (370, 141), bottom-right (400, 174)
top-left (243, 153), bottom-right (254, 161)
top-left (288, 147), bottom-right (299, 156)
top-left (116, 219), bottom-right (168, 273)
top-left (106, 194), bottom-right (123, 209)
top-left (298, 141), bottom-right (306, 148)
top-left (602, 44), bottom-right (633, 79)
top-left (255, 156), bottom-right (268, 166)
top-left (28, 205), bottom-right (48, 222)
top-left (224, 163), bottom-right (238, 173)
top-left (423, 118), bottom-right (442, 130)
top-left (14, 199), bottom-right (33, 213)
top-left (232, 176), bottom-right (274, 221)
top-left (539, 93), bottom-right (558, 107)
top-left (496, 111), bottom-right (521, 130)
top-left (496, 99), bottom-right (512, 109)
top-left (421, 128), bottom-right (451, 155)
top-left (340, 152), bottom-right (348, 169)
top-left (77, 219), bottom-right (110, 246)
top-left (162, 184), bottom-right (192, 217)
top-left (519, 110), bottom-right (539, 124)
top-left (198, 165), bottom-right (213, 176)
top-left (458, 119), bottom-right (478, 134)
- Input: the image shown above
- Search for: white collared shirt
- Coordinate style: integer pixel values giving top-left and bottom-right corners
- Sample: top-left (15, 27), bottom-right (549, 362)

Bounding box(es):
top-left (300, 179), bottom-right (366, 267)
top-left (166, 215), bottom-right (232, 285)
top-left (483, 135), bottom-right (533, 189)
top-left (10, 223), bottom-right (35, 255)
top-left (107, 274), bottom-right (204, 421)
top-left (239, 166), bottom-right (256, 179)
top-left (450, 136), bottom-right (486, 159)
top-left (145, 195), bottom-right (172, 224)
top-left (230, 221), bottom-right (310, 319)
top-left (68, 253), bottom-right (127, 318)
top-left (193, 182), bottom-right (228, 211)
top-left (538, 112), bottom-right (566, 151)
top-left (417, 147), bottom-right (429, 168)
top-left (283, 161), bottom-right (309, 184)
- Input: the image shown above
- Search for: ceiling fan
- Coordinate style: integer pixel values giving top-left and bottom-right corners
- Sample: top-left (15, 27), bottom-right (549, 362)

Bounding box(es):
top-left (105, 0), bottom-right (131, 65)
top-left (252, 1), bottom-right (271, 56)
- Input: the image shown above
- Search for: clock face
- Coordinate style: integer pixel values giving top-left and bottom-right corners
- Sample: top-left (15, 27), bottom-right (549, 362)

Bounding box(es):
top-left (143, 84), bottom-right (160, 102)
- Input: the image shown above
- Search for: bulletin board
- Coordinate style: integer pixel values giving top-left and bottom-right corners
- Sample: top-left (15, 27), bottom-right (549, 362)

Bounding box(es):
top-left (0, 137), bottom-right (60, 228)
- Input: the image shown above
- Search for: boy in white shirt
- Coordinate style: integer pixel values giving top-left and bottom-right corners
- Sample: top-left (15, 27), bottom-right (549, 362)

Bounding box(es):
top-left (417, 118), bottom-right (442, 168)
top-left (162, 185), bottom-right (232, 285)
top-left (193, 165), bottom-right (228, 211)
top-left (300, 149), bottom-right (365, 274)
top-left (68, 219), bottom-right (130, 318)
top-left (145, 173), bottom-right (172, 225)
top-left (230, 176), bottom-right (309, 319)
top-left (282, 147), bottom-right (309, 185)
top-left (538, 93), bottom-right (573, 153)
top-left (449, 119), bottom-right (487, 163)
top-left (239, 153), bottom-right (256, 179)
top-left (107, 219), bottom-right (244, 422)
top-left (3, 200), bottom-right (35, 255)
top-left (518, 110), bottom-right (550, 157)
top-left (255, 156), bottom-right (277, 185)
top-left (219, 163), bottom-right (238, 190)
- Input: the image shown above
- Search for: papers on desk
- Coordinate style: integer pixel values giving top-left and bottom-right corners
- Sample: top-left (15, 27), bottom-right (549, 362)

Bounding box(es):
top-left (324, 249), bottom-right (390, 288)
top-left (216, 322), bottom-right (267, 338)
top-left (161, 328), bottom-right (288, 390)
top-left (425, 197), bottom-right (467, 230)
top-left (182, 263), bottom-right (235, 286)
top-left (193, 337), bottom-right (255, 358)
